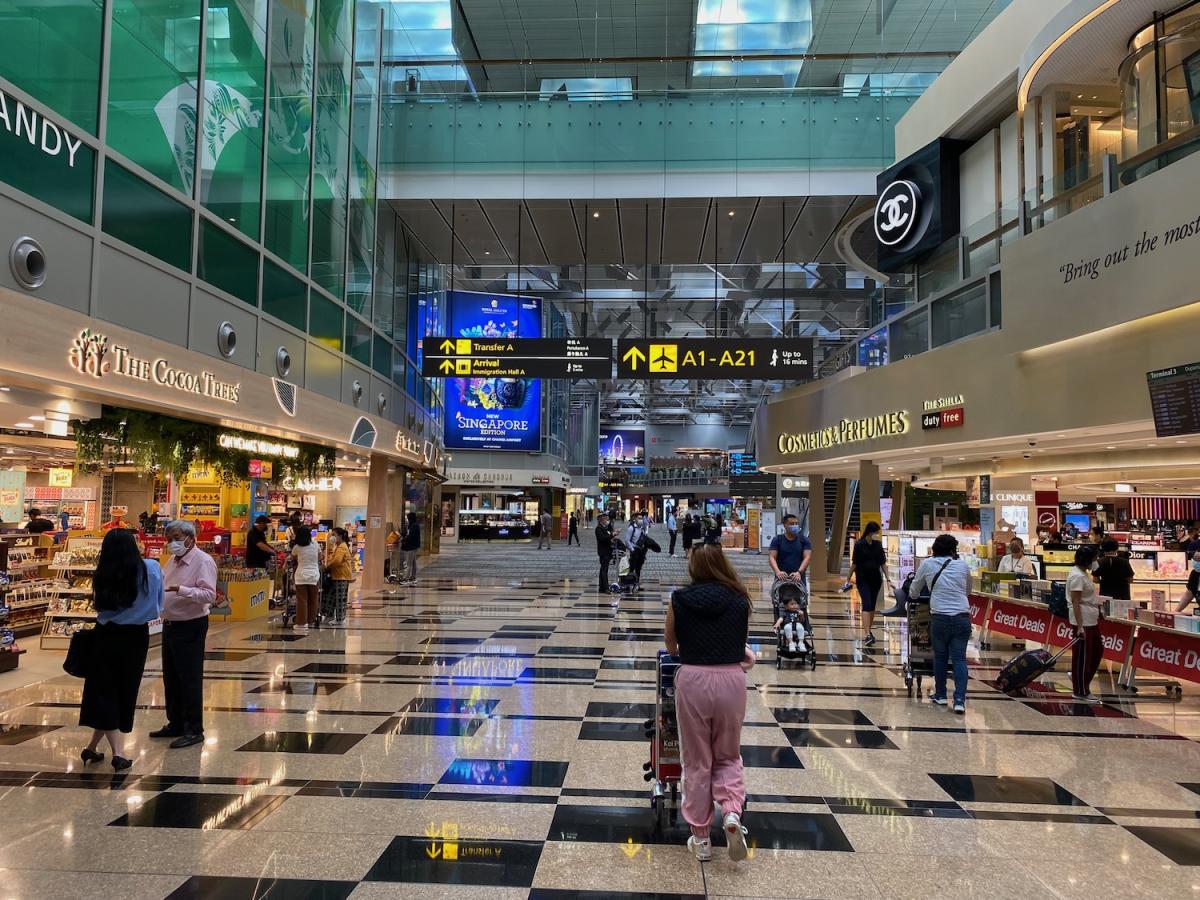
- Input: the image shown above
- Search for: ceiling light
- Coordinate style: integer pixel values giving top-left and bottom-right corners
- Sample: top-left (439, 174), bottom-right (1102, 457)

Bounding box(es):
top-left (592, 211), bottom-right (600, 219)
top-left (727, 210), bottom-right (735, 217)
top-left (0, 386), bottom-right (9, 392)
top-left (483, 250), bottom-right (490, 255)
top-left (1178, 440), bottom-right (1187, 444)
top-left (1057, 434), bottom-right (1065, 438)
top-left (1106, 446), bottom-right (1116, 450)
top-left (14, 422), bottom-right (33, 429)
top-left (29, 415), bottom-right (44, 422)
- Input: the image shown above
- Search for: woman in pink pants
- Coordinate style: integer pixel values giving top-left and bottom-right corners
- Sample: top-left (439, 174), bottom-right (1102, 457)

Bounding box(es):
top-left (665, 543), bottom-right (752, 862)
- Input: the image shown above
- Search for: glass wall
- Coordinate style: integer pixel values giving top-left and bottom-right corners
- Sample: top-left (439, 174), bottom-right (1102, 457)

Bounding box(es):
top-left (0, 0), bottom-right (435, 447)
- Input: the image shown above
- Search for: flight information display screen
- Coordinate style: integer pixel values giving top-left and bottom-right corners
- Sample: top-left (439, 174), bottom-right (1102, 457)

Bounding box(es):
top-left (1147, 361), bottom-right (1200, 438)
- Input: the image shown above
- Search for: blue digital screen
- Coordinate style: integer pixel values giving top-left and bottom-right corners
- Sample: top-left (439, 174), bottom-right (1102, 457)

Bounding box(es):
top-left (444, 290), bottom-right (543, 452)
top-left (599, 428), bottom-right (646, 466)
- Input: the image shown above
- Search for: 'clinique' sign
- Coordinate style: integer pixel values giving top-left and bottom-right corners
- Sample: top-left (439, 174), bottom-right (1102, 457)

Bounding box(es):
top-left (777, 411), bottom-right (910, 455)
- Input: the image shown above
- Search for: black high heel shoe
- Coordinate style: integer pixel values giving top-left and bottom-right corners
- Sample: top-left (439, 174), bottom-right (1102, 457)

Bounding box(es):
top-left (80, 748), bottom-right (104, 765)
top-left (111, 756), bottom-right (133, 771)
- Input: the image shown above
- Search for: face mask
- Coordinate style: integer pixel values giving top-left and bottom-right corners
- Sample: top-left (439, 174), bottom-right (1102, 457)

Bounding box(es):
top-left (1193, 561), bottom-right (1200, 572)
top-left (786, 525), bottom-right (801, 536)
top-left (167, 540), bottom-right (188, 557)
top-left (1090, 561), bottom-right (1100, 572)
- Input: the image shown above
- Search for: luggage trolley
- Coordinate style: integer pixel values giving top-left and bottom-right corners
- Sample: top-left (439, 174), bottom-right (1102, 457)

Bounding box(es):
top-left (643, 650), bottom-right (682, 827)
top-left (902, 596), bottom-right (933, 697)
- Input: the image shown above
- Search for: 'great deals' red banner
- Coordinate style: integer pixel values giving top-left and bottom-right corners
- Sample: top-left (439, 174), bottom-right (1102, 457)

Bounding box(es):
top-left (1043, 614), bottom-right (1135, 663)
top-left (1131, 627), bottom-right (1200, 684)
top-left (987, 598), bottom-right (1052, 643)
top-left (968, 593), bottom-right (990, 627)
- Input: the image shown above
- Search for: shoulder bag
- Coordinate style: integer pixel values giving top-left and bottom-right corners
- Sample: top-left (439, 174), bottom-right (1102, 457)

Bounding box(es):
top-left (63, 626), bottom-right (97, 678)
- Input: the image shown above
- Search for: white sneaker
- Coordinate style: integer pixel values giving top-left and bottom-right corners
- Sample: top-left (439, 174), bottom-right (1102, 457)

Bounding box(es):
top-left (687, 835), bottom-right (712, 861)
top-left (293, 624), bottom-right (308, 633)
top-left (723, 812), bottom-right (749, 861)
top-left (789, 642), bottom-right (798, 653)
top-left (953, 702), bottom-right (966, 714)
top-left (1072, 694), bottom-right (1103, 705)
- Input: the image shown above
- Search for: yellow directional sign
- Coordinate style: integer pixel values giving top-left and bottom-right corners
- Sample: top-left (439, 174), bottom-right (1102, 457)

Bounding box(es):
top-left (456, 338), bottom-right (472, 355)
top-left (439, 338), bottom-right (455, 353)
top-left (439, 359), bottom-right (455, 374)
top-left (649, 343), bottom-right (677, 373)
top-left (455, 359), bottom-right (471, 375)
top-left (424, 337), bottom-right (613, 378)
top-left (622, 346), bottom-right (647, 371)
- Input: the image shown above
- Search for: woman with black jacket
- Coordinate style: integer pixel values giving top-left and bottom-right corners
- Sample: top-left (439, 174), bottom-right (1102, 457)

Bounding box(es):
top-left (665, 543), bottom-right (752, 864)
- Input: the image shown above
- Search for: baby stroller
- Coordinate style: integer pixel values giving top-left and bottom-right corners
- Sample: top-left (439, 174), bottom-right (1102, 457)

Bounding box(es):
top-left (772, 577), bottom-right (816, 670)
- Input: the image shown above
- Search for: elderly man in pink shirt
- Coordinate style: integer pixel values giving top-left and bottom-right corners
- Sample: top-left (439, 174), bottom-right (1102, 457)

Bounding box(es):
top-left (149, 520), bottom-right (217, 749)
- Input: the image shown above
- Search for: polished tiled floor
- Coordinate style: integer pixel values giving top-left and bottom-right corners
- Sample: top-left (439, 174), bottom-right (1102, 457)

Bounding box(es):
top-left (4, 525), bottom-right (1200, 898)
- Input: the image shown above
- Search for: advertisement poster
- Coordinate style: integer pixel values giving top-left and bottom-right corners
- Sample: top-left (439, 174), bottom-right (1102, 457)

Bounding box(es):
top-left (598, 428), bottom-right (646, 466)
top-left (444, 291), bottom-right (543, 452)
top-left (0, 470), bottom-right (27, 523)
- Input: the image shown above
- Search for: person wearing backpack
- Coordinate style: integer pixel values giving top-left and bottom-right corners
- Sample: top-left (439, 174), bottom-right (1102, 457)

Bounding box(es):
top-left (910, 534), bottom-right (972, 714)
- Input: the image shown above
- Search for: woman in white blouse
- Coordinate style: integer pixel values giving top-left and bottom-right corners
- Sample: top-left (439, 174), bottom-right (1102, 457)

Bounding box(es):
top-left (998, 538), bottom-right (1038, 578)
top-left (1067, 545), bottom-right (1103, 704)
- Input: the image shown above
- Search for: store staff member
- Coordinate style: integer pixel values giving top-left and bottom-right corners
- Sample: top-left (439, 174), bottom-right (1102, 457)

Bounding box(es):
top-left (245, 515), bottom-right (274, 570)
top-left (596, 511), bottom-right (615, 594)
top-left (24, 508), bottom-right (55, 533)
top-left (1095, 538), bottom-right (1134, 602)
top-left (998, 538), bottom-right (1038, 578)
top-left (151, 520), bottom-right (217, 749)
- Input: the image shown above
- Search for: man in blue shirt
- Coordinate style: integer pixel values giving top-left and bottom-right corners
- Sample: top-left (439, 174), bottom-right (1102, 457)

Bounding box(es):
top-left (769, 514), bottom-right (812, 585)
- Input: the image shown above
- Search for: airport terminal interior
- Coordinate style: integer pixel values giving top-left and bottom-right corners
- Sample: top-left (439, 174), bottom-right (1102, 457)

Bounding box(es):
top-left (4, 0), bottom-right (1200, 897)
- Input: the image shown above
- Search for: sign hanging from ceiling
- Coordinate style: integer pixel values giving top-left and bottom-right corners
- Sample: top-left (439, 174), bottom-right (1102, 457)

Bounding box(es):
top-left (615, 338), bottom-right (814, 380)
top-left (422, 337), bottom-right (612, 379)
top-left (875, 137), bottom-right (968, 272)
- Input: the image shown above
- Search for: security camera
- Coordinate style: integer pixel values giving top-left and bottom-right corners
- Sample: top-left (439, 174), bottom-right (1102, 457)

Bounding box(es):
top-left (1027, 439), bottom-right (1038, 447)
top-left (1022, 452), bottom-right (1033, 460)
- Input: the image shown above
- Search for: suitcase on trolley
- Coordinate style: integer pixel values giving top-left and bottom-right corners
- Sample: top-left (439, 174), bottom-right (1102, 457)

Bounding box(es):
top-left (643, 650), bottom-right (682, 828)
top-left (995, 638), bottom-right (1077, 695)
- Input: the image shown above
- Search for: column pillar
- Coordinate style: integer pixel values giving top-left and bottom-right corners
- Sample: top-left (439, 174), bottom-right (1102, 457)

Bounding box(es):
top-left (807, 475), bottom-right (828, 582)
top-left (362, 453), bottom-right (389, 595)
top-left (827, 478), bottom-right (851, 575)
top-left (859, 460), bottom-right (881, 528)
top-left (888, 481), bottom-right (906, 530)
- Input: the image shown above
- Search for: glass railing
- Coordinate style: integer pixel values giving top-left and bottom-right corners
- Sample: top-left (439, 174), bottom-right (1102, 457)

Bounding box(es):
top-left (379, 88), bottom-right (920, 175)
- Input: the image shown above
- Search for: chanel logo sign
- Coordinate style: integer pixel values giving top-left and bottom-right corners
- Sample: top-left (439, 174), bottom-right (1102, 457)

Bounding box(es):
top-left (874, 180), bottom-right (921, 247)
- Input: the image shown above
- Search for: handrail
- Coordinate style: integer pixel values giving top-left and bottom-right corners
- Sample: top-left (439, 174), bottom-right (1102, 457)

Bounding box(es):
top-left (1028, 173), bottom-right (1103, 219)
top-left (1118, 122), bottom-right (1200, 175)
top-left (383, 86), bottom-right (926, 101)
top-left (966, 216), bottom-right (1020, 253)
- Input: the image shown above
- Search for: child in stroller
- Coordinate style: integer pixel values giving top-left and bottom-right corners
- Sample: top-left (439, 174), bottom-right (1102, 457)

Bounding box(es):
top-left (772, 579), bottom-right (816, 669)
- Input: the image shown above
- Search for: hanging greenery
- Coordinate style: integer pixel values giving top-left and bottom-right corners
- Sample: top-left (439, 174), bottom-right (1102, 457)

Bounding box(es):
top-left (74, 407), bottom-right (336, 483)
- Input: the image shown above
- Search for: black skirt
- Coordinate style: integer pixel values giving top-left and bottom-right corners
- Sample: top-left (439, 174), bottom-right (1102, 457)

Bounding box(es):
top-left (79, 622), bottom-right (150, 733)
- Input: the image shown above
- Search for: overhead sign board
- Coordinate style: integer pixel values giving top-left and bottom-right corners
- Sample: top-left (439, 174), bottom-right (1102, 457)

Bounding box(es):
top-left (616, 338), bottom-right (813, 380)
top-left (730, 473), bottom-right (778, 496)
top-left (1147, 360), bottom-right (1200, 438)
top-left (423, 337), bottom-right (612, 379)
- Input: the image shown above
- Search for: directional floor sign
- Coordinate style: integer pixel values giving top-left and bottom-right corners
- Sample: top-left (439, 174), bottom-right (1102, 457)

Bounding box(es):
top-left (422, 337), bottom-right (613, 379)
top-left (616, 338), bottom-right (814, 380)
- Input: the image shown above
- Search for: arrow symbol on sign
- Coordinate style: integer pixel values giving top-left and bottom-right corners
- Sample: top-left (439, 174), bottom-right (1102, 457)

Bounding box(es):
top-left (439, 339), bottom-right (455, 353)
top-left (623, 346), bottom-right (646, 371)
top-left (439, 360), bottom-right (455, 373)
top-left (426, 843), bottom-right (442, 859)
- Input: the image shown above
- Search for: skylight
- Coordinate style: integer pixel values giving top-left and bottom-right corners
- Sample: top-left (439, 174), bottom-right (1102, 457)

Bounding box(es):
top-left (381, 0), bottom-right (472, 92)
top-left (693, 0), bottom-right (813, 86)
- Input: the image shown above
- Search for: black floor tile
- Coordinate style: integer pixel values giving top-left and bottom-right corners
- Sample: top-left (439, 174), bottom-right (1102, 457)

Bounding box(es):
top-left (373, 716), bottom-right (487, 737)
top-left (109, 791), bottom-right (287, 829)
top-left (291, 663), bottom-right (380, 675)
top-left (440, 758), bottom-right (570, 788)
top-left (969, 810), bottom-right (1112, 824)
top-left (740, 744), bottom-right (804, 768)
top-left (517, 667), bottom-right (597, 680)
top-left (929, 773), bottom-right (1086, 806)
top-left (771, 707), bottom-right (875, 726)
top-left (1126, 825), bottom-right (1200, 864)
top-left (363, 835), bottom-right (543, 886)
top-left (585, 701), bottom-right (655, 719)
top-left (399, 697), bottom-right (500, 716)
top-left (537, 646), bottom-right (606, 657)
top-left (548, 803), bottom-right (852, 851)
top-left (421, 637), bottom-right (485, 646)
top-left (296, 781), bottom-right (432, 799)
top-left (578, 721), bottom-right (646, 741)
top-left (1021, 699), bottom-right (1134, 718)
top-left (166, 875), bottom-right (357, 899)
top-left (400, 616), bottom-right (459, 624)
top-left (236, 732), bottom-right (367, 755)
top-left (600, 658), bottom-right (657, 671)
top-left (784, 727), bottom-right (899, 750)
top-left (247, 682), bottom-right (347, 696)
top-left (204, 651), bottom-right (263, 662)
top-left (383, 655), bottom-right (464, 667)
top-left (245, 633), bottom-right (310, 642)
top-left (0, 724), bottom-right (61, 745)
top-left (607, 633), bottom-right (664, 642)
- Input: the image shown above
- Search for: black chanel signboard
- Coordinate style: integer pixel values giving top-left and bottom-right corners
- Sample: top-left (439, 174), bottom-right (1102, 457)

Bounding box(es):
top-left (875, 137), bottom-right (968, 272)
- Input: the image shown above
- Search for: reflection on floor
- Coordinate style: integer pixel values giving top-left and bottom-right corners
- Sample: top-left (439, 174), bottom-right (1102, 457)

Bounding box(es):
top-left (2, 524), bottom-right (1200, 898)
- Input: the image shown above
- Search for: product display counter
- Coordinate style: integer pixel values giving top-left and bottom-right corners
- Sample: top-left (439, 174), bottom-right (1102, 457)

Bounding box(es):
top-left (457, 511), bottom-right (534, 542)
top-left (883, 529), bottom-right (983, 592)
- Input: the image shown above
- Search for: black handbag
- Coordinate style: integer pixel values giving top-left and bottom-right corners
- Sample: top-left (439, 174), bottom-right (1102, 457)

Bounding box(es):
top-left (63, 626), bottom-right (97, 678)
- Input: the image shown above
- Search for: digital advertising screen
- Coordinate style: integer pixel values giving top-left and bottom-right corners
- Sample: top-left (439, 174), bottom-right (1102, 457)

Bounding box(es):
top-left (444, 291), bottom-right (543, 452)
top-left (598, 428), bottom-right (646, 467)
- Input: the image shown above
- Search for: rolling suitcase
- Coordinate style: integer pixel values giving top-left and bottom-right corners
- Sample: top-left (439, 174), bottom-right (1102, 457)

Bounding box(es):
top-left (995, 637), bottom-right (1078, 695)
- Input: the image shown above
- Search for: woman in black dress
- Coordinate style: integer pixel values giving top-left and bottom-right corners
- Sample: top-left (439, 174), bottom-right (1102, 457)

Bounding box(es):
top-left (79, 529), bottom-right (163, 770)
top-left (848, 521), bottom-right (889, 646)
